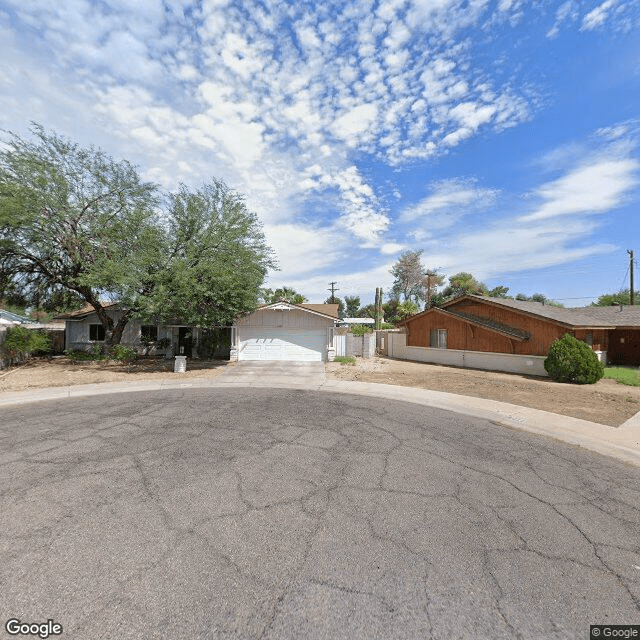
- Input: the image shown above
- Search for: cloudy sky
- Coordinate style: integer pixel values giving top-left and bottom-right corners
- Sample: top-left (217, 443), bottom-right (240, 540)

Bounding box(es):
top-left (1, 0), bottom-right (639, 305)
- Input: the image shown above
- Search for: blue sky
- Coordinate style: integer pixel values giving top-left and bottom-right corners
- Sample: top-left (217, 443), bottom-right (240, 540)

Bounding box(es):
top-left (1, 0), bottom-right (639, 305)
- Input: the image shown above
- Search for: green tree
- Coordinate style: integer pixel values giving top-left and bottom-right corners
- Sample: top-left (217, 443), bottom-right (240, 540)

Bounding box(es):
top-left (390, 250), bottom-right (427, 304)
top-left (260, 287), bottom-right (307, 304)
top-left (515, 292), bottom-right (565, 308)
top-left (0, 124), bottom-right (161, 347)
top-left (591, 289), bottom-right (640, 306)
top-left (488, 285), bottom-right (510, 298)
top-left (441, 272), bottom-right (488, 300)
top-left (344, 295), bottom-right (361, 317)
top-left (1, 125), bottom-right (276, 346)
top-left (423, 270), bottom-right (446, 309)
top-left (145, 181), bottom-right (276, 327)
top-left (396, 300), bottom-right (418, 321)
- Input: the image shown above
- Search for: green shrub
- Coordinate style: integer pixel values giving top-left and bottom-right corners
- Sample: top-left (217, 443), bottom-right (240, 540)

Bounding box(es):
top-left (333, 356), bottom-right (356, 365)
top-left (350, 324), bottom-right (373, 336)
top-left (196, 328), bottom-right (230, 358)
top-left (380, 322), bottom-right (395, 329)
top-left (2, 326), bottom-right (51, 357)
top-left (109, 344), bottom-right (137, 362)
top-left (544, 334), bottom-right (604, 384)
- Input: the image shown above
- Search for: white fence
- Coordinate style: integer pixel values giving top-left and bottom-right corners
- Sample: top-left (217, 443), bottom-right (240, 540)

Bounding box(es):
top-left (0, 327), bottom-right (5, 369)
top-left (385, 332), bottom-right (548, 377)
top-left (335, 333), bottom-right (345, 357)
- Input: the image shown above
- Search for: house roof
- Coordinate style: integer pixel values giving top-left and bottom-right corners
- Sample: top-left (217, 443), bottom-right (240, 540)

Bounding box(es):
top-left (256, 301), bottom-right (340, 320)
top-left (0, 309), bottom-right (37, 324)
top-left (438, 308), bottom-right (531, 341)
top-left (53, 302), bottom-right (119, 320)
top-left (299, 303), bottom-right (340, 318)
top-left (400, 295), bottom-right (640, 329)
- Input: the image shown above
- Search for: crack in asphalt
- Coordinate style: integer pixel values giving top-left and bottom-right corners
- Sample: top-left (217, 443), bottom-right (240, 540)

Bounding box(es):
top-left (2, 388), bottom-right (639, 639)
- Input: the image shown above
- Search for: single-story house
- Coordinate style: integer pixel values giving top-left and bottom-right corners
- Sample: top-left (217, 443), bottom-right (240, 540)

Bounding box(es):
top-left (232, 301), bottom-right (339, 361)
top-left (54, 300), bottom-right (340, 362)
top-left (398, 295), bottom-right (640, 366)
top-left (54, 303), bottom-right (207, 357)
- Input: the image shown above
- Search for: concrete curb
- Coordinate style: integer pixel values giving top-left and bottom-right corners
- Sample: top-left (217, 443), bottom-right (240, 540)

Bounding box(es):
top-left (1, 377), bottom-right (639, 468)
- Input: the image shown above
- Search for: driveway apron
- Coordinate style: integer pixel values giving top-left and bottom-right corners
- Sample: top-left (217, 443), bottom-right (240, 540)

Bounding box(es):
top-left (217, 361), bottom-right (326, 387)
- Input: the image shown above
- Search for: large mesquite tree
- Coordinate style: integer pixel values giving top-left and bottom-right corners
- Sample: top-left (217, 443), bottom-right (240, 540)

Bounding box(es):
top-left (0, 124), bottom-right (276, 347)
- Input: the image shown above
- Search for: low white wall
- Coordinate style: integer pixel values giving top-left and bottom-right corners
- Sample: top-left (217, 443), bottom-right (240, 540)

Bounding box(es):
top-left (345, 332), bottom-right (375, 359)
top-left (387, 332), bottom-right (548, 377)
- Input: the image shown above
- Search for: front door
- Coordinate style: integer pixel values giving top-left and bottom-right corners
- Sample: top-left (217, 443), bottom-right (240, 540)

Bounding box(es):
top-left (178, 327), bottom-right (193, 357)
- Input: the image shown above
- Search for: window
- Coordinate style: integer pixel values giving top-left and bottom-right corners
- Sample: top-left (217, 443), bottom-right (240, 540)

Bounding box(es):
top-left (430, 329), bottom-right (447, 349)
top-left (89, 324), bottom-right (105, 341)
top-left (141, 325), bottom-right (158, 341)
top-left (584, 332), bottom-right (593, 346)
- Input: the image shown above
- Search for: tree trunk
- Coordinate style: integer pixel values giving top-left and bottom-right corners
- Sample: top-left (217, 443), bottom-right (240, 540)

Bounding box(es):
top-left (107, 310), bottom-right (133, 348)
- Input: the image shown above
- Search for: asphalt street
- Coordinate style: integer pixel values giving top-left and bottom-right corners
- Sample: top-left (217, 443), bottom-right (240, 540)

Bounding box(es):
top-left (1, 387), bottom-right (639, 639)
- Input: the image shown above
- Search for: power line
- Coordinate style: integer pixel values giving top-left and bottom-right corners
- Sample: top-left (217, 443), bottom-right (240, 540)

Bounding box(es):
top-left (552, 296), bottom-right (602, 300)
top-left (620, 265), bottom-right (630, 292)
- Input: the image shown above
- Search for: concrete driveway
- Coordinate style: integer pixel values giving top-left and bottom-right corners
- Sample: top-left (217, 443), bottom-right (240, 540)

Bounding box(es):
top-left (217, 360), bottom-right (326, 386)
top-left (1, 387), bottom-right (638, 640)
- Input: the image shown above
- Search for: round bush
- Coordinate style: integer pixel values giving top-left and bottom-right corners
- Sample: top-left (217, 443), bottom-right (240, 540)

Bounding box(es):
top-left (109, 344), bottom-right (137, 362)
top-left (544, 334), bottom-right (604, 384)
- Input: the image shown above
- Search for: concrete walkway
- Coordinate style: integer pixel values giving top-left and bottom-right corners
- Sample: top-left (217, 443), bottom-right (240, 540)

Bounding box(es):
top-left (1, 372), bottom-right (639, 467)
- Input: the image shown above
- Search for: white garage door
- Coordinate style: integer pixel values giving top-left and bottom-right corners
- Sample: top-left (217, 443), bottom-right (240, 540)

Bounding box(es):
top-left (238, 328), bottom-right (326, 361)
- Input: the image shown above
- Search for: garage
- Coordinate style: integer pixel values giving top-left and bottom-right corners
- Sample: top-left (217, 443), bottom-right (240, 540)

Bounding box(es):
top-left (238, 328), bottom-right (327, 361)
top-left (233, 302), bottom-right (339, 362)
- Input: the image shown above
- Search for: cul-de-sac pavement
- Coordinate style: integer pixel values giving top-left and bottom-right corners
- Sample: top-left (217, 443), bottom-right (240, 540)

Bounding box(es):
top-left (1, 367), bottom-right (639, 639)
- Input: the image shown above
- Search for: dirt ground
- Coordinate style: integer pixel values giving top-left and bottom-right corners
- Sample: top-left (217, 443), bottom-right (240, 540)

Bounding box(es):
top-left (325, 357), bottom-right (640, 427)
top-left (0, 356), bottom-right (229, 392)
top-left (2, 355), bottom-right (639, 427)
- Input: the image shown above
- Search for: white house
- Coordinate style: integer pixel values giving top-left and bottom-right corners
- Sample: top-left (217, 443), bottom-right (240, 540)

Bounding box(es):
top-left (231, 302), bottom-right (339, 362)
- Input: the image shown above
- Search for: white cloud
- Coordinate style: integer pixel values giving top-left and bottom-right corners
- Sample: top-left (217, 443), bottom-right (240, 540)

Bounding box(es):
top-left (402, 179), bottom-right (498, 224)
top-left (425, 218), bottom-right (616, 280)
top-left (581, 0), bottom-right (618, 30)
top-left (263, 223), bottom-right (343, 277)
top-left (521, 156), bottom-right (640, 221)
top-left (547, 0), bottom-right (577, 38)
top-left (380, 242), bottom-right (406, 255)
top-left (2, 0), bottom-right (635, 303)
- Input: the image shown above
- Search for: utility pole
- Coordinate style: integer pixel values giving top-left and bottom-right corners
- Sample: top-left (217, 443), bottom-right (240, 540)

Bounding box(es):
top-left (628, 250), bottom-right (635, 305)
top-left (424, 269), bottom-right (443, 309)
top-left (327, 281), bottom-right (339, 302)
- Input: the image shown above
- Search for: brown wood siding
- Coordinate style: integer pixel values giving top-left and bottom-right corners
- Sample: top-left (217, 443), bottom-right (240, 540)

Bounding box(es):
top-left (405, 300), bottom-right (602, 356)
top-left (574, 329), bottom-right (607, 352)
top-left (607, 329), bottom-right (640, 365)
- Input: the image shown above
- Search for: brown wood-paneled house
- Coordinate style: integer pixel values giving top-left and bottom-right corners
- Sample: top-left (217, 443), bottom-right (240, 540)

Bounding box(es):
top-left (398, 295), bottom-right (640, 366)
